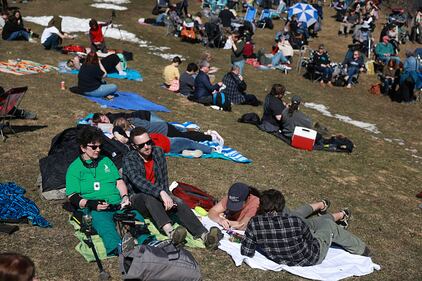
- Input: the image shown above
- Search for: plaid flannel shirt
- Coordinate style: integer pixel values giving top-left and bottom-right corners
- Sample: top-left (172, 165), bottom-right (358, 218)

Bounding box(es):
top-left (222, 72), bottom-right (247, 104)
top-left (122, 146), bottom-right (169, 199)
top-left (241, 212), bottom-right (320, 266)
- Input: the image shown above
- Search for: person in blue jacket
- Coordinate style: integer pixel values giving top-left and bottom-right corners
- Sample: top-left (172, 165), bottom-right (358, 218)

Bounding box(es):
top-left (191, 60), bottom-right (222, 105)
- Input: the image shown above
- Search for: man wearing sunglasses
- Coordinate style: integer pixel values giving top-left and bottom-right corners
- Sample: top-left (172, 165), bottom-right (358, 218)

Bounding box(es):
top-left (122, 127), bottom-right (222, 249)
top-left (66, 126), bottom-right (151, 256)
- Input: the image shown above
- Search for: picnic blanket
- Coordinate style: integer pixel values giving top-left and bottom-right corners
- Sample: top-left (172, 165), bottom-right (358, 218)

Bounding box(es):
top-left (200, 216), bottom-right (381, 281)
top-left (0, 59), bottom-right (57, 75)
top-left (167, 141), bottom-right (252, 163)
top-left (58, 62), bottom-right (143, 81)
top-left (82, 91), bottom-right (171, 112)
top-left (0, 182), bottom-right (51, 228)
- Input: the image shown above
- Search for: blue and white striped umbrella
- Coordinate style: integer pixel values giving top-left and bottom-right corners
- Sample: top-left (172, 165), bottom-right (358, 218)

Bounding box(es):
top-left (288, 3), bottom-right (319, 27)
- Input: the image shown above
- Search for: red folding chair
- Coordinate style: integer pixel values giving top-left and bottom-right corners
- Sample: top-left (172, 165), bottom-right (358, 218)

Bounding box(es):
top-left (0, 86), bottom-right (28, 141)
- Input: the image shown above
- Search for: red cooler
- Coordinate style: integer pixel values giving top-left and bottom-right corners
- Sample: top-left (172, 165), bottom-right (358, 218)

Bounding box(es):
top-left (291, 126), bottom-right (317, 151)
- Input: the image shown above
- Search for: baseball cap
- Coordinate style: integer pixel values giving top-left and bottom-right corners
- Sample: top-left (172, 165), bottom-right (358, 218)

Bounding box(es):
top-left (291, 95), bottom-right (301, 104)
top-left (227, 183), bottom-right (250, 212)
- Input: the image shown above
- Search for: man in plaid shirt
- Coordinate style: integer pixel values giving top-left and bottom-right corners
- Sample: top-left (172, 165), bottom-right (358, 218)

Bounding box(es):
top-left (221, 65), bottom-right (261, 106)
top-left (241, 189), bottom-right (370, 266)
top-left (122, 127), bottom-right (222, 249)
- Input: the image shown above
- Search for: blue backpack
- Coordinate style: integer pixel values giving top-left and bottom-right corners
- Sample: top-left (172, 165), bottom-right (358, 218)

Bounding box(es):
top-left (212, 92), bottom-right (231, 111)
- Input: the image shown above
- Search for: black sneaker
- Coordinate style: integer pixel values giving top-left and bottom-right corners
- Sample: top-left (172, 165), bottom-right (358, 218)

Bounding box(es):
top-left (22, 111), bottom-right (37, 120)
top-left (362, 246), bottom-right (371, 257)
top-left (204, 227), bottom-right (223, 250)
top-left (170, 226), bottom-right (187, 247)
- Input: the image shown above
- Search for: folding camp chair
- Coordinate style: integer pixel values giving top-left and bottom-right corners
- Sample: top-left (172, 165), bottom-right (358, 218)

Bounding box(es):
top-left (258, 8), bottom-right (271, 29)
top-left (244, 5), bottom-right (257, 23)
top-left (0, 86), bottom-right (28, 141)
top-left (296, 45), bottom-right (311, 75)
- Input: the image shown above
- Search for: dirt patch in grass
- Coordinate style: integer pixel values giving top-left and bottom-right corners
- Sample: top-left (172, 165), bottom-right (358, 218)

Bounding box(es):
top-left (0, 1), bottom-right (421, 280)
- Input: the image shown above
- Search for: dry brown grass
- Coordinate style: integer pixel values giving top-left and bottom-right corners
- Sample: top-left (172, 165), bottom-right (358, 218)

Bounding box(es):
top-left (0, 1), bottom-right (421, 280)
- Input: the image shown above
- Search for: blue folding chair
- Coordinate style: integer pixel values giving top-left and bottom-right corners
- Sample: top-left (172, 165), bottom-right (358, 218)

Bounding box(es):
top-left (216, 0), bottom-right (228, 10)
top-left (244, 6), bottom-right (257, 23)
top-left (258, 8), bottom-right (271, 28)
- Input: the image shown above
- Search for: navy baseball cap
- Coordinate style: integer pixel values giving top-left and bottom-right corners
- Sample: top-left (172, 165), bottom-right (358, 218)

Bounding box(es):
top-left (227, 183), bottom-right (250, 212)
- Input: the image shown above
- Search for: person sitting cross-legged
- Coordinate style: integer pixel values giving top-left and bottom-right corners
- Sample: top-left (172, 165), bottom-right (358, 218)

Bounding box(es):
top-left (65, 126), bottom-right (152, 256)
top-left (122, 127), bottom-right (223, 249)
top-left (241, 189), bottom-right (371, 266)
top-left (191, 60), bottom-right (222, 105)
top-left (222, 65), bottom-right (261, 106)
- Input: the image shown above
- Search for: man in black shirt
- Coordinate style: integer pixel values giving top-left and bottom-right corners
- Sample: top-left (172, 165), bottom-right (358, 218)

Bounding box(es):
top-left (259, 84), bottom-right (286, 133)
top-left (219, 6), bottom-right (236, 29)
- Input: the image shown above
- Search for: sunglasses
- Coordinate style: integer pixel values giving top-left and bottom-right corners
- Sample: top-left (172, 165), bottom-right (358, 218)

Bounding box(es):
top-left (87, 144), bottom-right (102, 150)
top-left (133, 139), bottom-right (153, 149)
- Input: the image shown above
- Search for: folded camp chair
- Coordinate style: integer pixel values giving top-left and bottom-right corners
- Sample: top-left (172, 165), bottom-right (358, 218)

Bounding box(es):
top-left (244, 5), bottom-right (257, 23)
top-left (0, 86), bottom-right (28, 141)
top-left (217, 0), bottom-right (228, 10)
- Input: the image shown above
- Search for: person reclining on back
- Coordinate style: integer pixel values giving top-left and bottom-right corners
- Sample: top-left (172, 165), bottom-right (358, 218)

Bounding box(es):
top-left (241, 189), bottom-right (371, 266)
top-left (65, 126), bottom-right (152, 256)
top-left (122, 127), bottom-right (223, 249)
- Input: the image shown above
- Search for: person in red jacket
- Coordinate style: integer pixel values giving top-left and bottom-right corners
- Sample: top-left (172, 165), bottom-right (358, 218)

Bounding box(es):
top-left (89, 18), bottom-right (111, 53)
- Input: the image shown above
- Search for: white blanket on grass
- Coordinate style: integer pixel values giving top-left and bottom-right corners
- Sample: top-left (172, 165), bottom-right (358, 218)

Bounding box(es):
top-left (200, 216), bottom-right (381, 281)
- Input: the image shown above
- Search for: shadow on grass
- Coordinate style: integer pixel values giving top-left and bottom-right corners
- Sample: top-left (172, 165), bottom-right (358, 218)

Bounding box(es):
top-left (3, 124), bottom-right (48, 135)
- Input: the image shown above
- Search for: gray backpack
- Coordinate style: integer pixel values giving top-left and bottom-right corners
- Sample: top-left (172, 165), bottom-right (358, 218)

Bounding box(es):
top-left (119, 241), bottom-right (202, 281)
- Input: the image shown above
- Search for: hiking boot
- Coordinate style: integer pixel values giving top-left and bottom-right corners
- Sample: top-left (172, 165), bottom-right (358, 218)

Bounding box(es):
top-left (182, 149), bottom-right (203, 158)
top-left (318, 199), bottom-right (331, 215)
top-left (337, 208), bottom-right (351, 229)
top-left (362, 246), bottom-right (371, 257)
top-left (170, 226), bottom-right (187, 247)
top-left (204, 227), bottom-right (223, 250)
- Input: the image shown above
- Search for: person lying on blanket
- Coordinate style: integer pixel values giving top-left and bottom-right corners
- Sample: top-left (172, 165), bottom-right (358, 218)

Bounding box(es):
top-left (77, 52), bottom-right (118, 99)
top-left (122, 127), bottom-right (223, 249)
top-left (112, 117), bottom-right (214, 157)
top-left (65, 126), bottom-right (152, 256)
top-left (64, 53), bottom-right (127, 76)
top-left (241, 189), bottom-right (371, 266)
top-left (208, 182), bottom-right (260, 231)
top-left (92, 112), bottom-right (224, 145)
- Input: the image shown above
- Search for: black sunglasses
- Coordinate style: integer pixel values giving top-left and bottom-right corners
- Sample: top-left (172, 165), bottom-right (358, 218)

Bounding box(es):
top-left (133, 139), bottom-right (153, 149)
top-left (86, 144), bottom-right (102, 150)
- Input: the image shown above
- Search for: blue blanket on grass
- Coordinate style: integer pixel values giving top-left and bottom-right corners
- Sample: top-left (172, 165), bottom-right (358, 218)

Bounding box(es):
top-left (83, 92), bottom-right (171, 112)
top-left (166, 141), bottom-right (252, 164)
top-left (0, 182), bottom-right (51, 228)
top-left (59, 63), bottom-right (143, 81)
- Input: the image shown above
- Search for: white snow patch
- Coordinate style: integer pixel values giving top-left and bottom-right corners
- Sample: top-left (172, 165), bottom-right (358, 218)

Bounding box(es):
top-left (23, 15), bottom-right (184, 60)
top-left (91, 3), bottom-right (127, 10)
top-left (93, 0), bottom-right (130, 4)
top-left (405, 148), bottom-right (418, 153)
top-left (304, 102), bottom-right (381, 134)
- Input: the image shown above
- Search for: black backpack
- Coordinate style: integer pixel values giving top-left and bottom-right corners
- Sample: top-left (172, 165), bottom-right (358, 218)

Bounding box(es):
top-left (238, 112), bottom-right (261, 125)
top-left (212, 92), bottom-right (232, 111)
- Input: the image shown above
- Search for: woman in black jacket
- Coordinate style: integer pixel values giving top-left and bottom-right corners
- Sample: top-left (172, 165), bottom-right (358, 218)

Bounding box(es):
top-left (2, 12), bottom-right (30, 41)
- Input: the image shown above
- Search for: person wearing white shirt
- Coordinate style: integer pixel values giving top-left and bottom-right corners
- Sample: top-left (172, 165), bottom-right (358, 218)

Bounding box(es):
top-left (40, 16), bottom-right (72, 50)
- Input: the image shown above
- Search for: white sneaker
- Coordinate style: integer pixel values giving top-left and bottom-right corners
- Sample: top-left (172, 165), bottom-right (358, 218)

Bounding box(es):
top-left (28, 38), bottom-right (37, 43)
top-left (182, 149), bottom-right (203, 158)
top-left (210, 105), bottom-right (222, 110)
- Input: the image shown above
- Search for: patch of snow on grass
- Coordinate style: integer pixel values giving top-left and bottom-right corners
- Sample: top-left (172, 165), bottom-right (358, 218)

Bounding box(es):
top-left (24, 16), bottom-right (184, 60)
top-left (91, 3), bottom-right (127, 10)
top-left (304, 102), bottom-right (381, 134)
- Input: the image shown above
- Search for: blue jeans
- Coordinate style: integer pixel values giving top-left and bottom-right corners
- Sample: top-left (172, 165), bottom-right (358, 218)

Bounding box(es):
top-left (315, 66), bottom-right (333, 83)
top-left (272, 51), bottom-right (289, 66)
top-left (170, 137), bottom-right (212, 154)
top-left (42, 33), bottom-right (61, 49)
top-left (232, 59), bottom-right (245, 76)
top-left (84, 84), bottom-right (118, 98)
top-left (346, 66), bottom-right (359, 84)
top-left (150, 112), bottom-right (165, 123)
top-left (7, 30), bottom-right (30, 41)
top-left (380, 56), bottom-right (401, 65)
